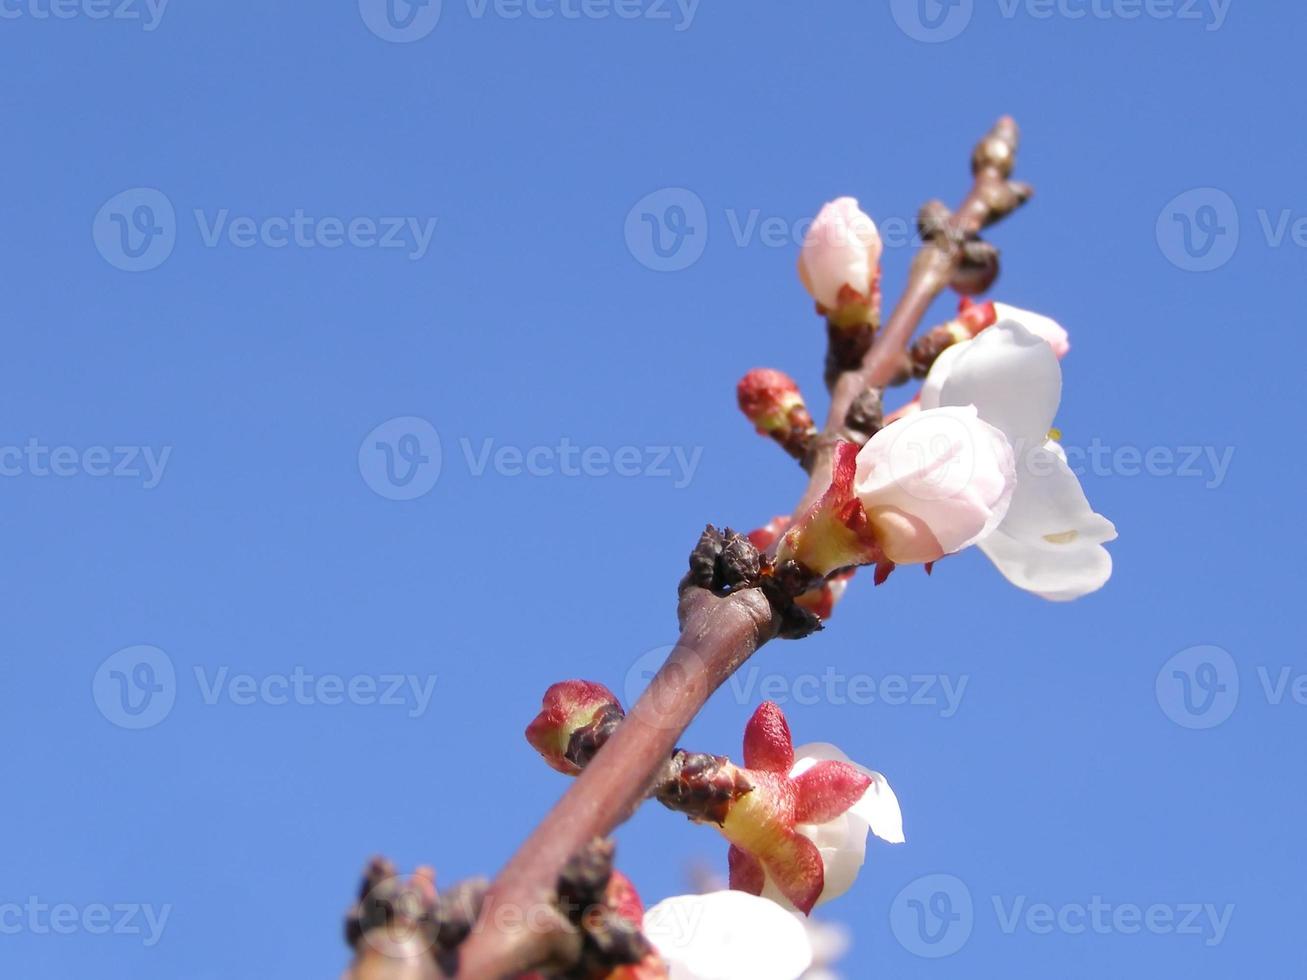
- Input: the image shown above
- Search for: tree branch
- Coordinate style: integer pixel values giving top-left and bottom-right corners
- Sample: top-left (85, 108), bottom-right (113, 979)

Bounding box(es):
top-left (351, 115), bottom-right (1031, 980)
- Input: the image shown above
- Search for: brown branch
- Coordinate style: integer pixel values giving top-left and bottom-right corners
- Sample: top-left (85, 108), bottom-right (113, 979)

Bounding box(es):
top-left (412, 116), bottom-right (1030, 980)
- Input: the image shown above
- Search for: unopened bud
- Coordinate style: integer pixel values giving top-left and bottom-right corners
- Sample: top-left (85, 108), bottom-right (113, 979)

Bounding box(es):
top-left (737, 369), bottom-right (817, 462)
top-left (526, 681), bottom-right (624, 775)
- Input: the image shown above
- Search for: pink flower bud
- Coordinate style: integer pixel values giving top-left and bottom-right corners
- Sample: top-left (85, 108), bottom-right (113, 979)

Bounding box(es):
top-left (737, 369), bottom-right (808, 435)
top-left (797, 198), bottom-right (883, 313)
top-left (854, 405), bottom-right (1016, 564)
top-left (525, 680), bottom-right (623, 775)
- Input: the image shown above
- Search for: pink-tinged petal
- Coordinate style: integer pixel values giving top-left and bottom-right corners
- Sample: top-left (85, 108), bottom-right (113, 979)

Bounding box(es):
top-left (792, 761), bottom-right (873, 825)
top-left (743, 701), bottom-right (795, 774)
top-left (993, 302), bottom-right (1070, 359)
top-left (728, 845), bottom-right (765, 896)
top-left (797, 197), bottom-right (882, 311)
top-left (979, 443), bottom-right (1116, 601)
top-left (854, 406), bottom-right (1016, 563)
top-left (921, 321), bottom-right (1062, 450)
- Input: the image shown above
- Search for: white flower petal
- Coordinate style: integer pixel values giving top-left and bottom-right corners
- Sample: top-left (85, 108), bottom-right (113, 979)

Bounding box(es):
top-left (855, 406), bottom-right (1016, 561)
top-left (927, 320), bottom-right (1062, 449)
top-left (979, 444), bottom-right (1117, 601)
top-left (992, 303), bottom-right (1070, 358)
top-left (644, 891), bottom-right (813, 980)
top-left (918, 340), bottom-right (967, 412)
top-left (850, 771), bottom-right (905, 845)
top-left (763, 744), bottom-right (905, 907)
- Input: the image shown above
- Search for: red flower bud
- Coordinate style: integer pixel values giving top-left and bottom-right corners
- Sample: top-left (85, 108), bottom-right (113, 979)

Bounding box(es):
top-left (737, 369), bottom-right (807, 434)
top-left (525, 681), bottom-right (623, 775)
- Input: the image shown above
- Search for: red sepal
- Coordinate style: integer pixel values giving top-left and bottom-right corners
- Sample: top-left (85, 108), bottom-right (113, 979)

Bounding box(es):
top-left (792, 761), bottom-right (873, 825)
top-left (728, 844), bottom-right (766, 896)
top-left (766, 833), bottom-right (825, 915)
top-left (743, 701), bottom-right (794, 774)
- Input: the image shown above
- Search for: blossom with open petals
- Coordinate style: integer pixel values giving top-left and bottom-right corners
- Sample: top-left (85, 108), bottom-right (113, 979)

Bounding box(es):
top-left (853, 405), bottom-right (1016, 565)
top-left (920, 319), bottom-right (1115, 600)
top-left (643, 890), bottom-right (813, 980)
top-left (720, 703), bottom-right (903, 915)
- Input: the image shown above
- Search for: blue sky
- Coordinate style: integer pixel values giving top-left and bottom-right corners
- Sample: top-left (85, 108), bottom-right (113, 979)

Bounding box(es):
top-left (0, 2), bottom-right (1300, 977)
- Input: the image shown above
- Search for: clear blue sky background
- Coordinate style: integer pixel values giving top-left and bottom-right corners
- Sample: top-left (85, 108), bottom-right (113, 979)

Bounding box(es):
top-left (1, 2), bottom-right (1300, 977)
